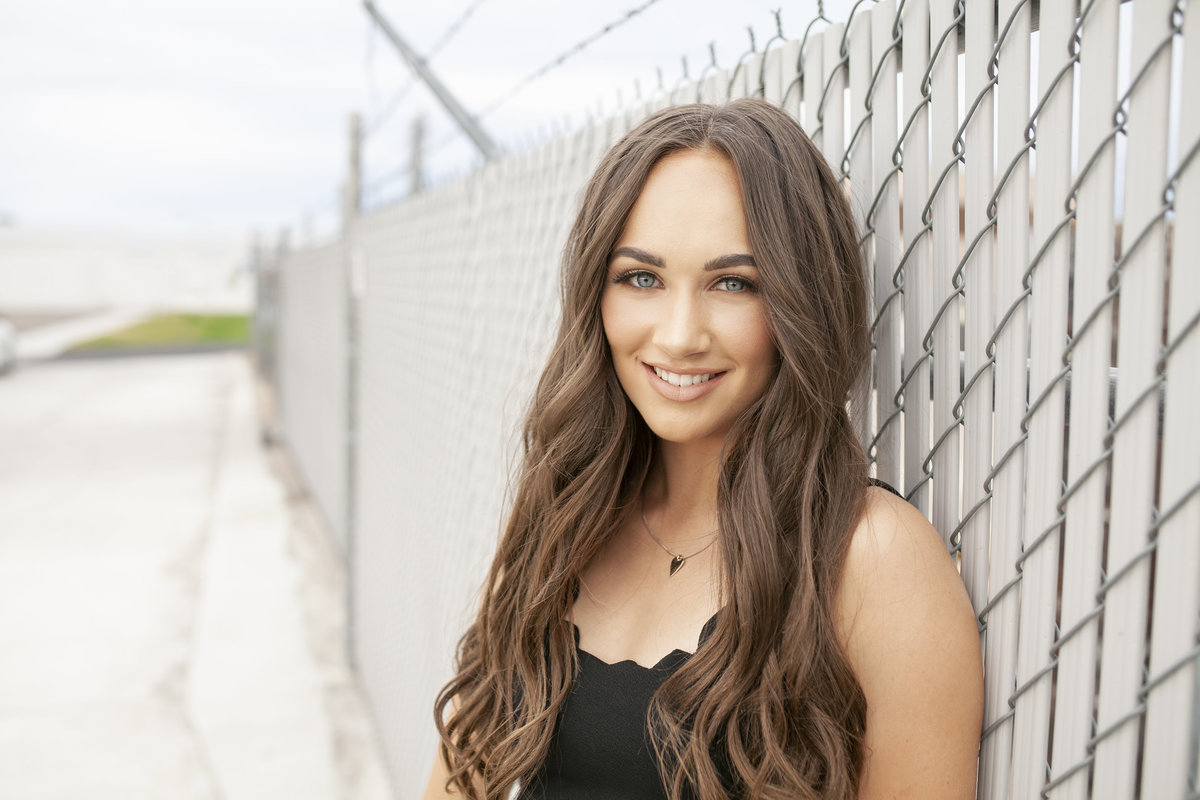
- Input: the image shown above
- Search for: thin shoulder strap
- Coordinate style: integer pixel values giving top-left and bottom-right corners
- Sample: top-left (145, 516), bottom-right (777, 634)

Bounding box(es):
top-left (867, 476), bottom-right (903, 499)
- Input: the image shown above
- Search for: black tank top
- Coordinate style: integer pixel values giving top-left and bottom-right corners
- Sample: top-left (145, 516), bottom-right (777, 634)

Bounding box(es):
top-left (518, 479), bottom-right (901, 798)
top-left (519, 613), bottom-right (720, 800)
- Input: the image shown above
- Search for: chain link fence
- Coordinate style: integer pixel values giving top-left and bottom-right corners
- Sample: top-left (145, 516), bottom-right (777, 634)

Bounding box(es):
top-left (259, 0), bottom-right (1199, 796)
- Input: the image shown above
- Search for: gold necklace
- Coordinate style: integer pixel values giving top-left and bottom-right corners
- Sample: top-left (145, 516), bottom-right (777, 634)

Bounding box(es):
top-left (639, 497), bottom-right (718, 576)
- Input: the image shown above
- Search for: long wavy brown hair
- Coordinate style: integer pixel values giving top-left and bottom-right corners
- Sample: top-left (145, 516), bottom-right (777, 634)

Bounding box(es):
top-left (434, 98), bottom-right (872, 800)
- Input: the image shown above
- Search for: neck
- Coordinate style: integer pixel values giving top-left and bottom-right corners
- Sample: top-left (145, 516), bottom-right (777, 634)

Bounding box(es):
top-left (643, 436), bottom-right (724, 546)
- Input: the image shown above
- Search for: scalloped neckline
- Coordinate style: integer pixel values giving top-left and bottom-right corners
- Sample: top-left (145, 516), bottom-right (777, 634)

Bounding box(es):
top-left (572, 611), bottom-right (721, 670)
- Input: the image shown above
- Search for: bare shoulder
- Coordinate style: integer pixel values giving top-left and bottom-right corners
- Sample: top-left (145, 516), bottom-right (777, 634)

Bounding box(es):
top-left (836, 487), bottom-right (968, 630)
top-left (834, 486), bottom-right (983, 800)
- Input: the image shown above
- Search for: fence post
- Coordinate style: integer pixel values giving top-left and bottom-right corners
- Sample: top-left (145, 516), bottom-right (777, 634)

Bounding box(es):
top-left (250, 230), bottom-right (279, 445)
top-left (410, 115), bottom-right (425, 196)
top-left (343, 112), bottom-right (363, 668)
top-left (343, 114), bottom-right (363, 227)
top-left (272, 226), bottom-right (291, 434)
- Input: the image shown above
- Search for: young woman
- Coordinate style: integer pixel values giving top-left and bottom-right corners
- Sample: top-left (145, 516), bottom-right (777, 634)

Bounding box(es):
top-left (423, 99), bottom-right (982, 800)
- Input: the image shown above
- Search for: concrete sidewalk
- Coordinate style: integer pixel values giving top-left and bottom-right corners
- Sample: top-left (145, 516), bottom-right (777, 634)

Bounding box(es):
top-left (0, 351), bottom-right (394, 800)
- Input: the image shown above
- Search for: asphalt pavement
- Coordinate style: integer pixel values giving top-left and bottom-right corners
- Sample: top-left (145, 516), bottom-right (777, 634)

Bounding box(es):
top-left (0, 321), bottom-right (394, 800)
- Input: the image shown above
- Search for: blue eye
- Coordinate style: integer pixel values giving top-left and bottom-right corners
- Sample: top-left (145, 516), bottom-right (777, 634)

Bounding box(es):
top-left (612, 270), bottom-right (660, 288)
top-left (716, 276), bottom-right (754, 292)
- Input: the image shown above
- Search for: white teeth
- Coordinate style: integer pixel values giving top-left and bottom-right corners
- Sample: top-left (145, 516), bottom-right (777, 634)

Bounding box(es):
top-left (653, 366), bottom-right (714, 387)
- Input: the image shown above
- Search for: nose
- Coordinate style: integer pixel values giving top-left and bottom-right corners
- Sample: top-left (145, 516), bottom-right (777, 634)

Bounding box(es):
top-left (652, 290), bottom-right (710, 358)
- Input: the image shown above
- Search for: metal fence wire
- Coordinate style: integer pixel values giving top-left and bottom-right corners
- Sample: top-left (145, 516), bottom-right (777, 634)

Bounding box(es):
top-left (264, 0), bottom-right (1200, 796)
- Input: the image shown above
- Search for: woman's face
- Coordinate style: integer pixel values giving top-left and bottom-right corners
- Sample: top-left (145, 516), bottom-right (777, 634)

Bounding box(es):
top-left (601, 148), bottom-right (777, 447)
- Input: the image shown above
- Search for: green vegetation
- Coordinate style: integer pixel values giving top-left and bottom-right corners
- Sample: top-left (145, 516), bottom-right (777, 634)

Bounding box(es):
top-left (70, 313), bottom-right (250, 351)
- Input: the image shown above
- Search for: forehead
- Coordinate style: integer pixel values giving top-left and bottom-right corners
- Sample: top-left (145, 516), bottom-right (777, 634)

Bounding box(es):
top-left (615, 149), bottom-right (752, 260)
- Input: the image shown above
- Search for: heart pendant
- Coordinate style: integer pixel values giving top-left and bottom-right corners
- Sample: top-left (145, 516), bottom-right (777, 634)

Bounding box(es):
top-left (669, 555), bottom-right (685, 576)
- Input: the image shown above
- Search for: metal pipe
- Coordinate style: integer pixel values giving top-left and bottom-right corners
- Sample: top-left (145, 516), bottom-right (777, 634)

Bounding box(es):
top-left (362, 0), bottom-right (501, 161)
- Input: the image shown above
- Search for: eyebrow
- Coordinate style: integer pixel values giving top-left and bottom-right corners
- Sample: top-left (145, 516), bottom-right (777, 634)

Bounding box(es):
top-left (610, 247), bottom-right (757, 271)
top-left (703, 253), bottom-right (757, 271)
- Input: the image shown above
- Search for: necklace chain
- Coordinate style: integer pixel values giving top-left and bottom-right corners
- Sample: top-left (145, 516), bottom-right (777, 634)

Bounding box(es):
top-left (639, 497), bottom-right (718, 576)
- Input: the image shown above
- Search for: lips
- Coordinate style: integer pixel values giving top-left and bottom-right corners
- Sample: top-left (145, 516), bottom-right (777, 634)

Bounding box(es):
top-left (643, 362), bottom-right (726, 401)
top-left (652, 366), bottom-right (718, 386)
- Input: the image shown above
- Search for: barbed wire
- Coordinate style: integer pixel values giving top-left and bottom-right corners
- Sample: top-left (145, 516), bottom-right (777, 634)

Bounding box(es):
top-left (425, 0), bottom-right (489, 61)
top-left (476, 0), bottom-right (668, 119)
top-left (364, 11), bottom-right (383, 119)
top-left (365, 82), bottom-right (419, 139)
top-left (361, 161), bottom-right (413, 201)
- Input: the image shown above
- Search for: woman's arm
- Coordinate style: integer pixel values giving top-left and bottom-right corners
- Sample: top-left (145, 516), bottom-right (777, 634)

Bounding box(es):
top-left (422, 695), bottom-right (481, 799)
top-left (421, 746), bottom-right (463, 799)
top-left (835, 487), bottom-right (984, 799)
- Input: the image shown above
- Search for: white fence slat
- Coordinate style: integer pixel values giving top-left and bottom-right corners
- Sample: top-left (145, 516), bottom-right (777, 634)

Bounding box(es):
top-left (806, 28), bottom-right (825, 144)
top-left (1099, 0), bottom-right (1171, 796)
top-left (1130, 1), bottom-right (1191, 796)
top-left (900, 0), bottom-right (932, 513)
top-left (847, 11), bottom-right (872, 269)
top-left (802, 30), bottom-right (825, 142)
top-left (1146, 0), bottom-right (1200, 791)
top-left (747, 53), bottom-right (764, 99)
top-left (868, 1), bottom-right (903, 489)
top-left (1050, 2), bottom-right (1121, 798)
top-left (1165, 0), bottom-right (1200, 770)
top-left (673, 78), bottom-right (699, 106)
top-left (928, 0), bottom-right (961, 548)
top-left (978, 3), bottom-right (1032, 790)
top-left (763, 46), bottom-right (784, 106)
top-left (585, 114), bottom-right (613, 173)
top-left (729, 53), bottom-right (748, 99)
top-left (1011, 1), bottom-right (1074, 795)
top-left (622, 102), bottom-right (646, 137)
top-left (649, 87), bottom-right (670, 113)
top-left (748, 53), bottom-right (765, 99)
top-left (599, 110), bottom-right (627, 151)
top-left (729, 53), bottom-right (761, 100)
top-left (780, 39), bottom-right (802, 121)
top-left (820, 22), bottom-right (846, 174)
top-left (847, 7), bottom-right (874, 450)
top-left (959, 0), bottom-right (995, 613)
top-left (628, 100), bottom-right (652, 129)
top-left (700, 68), bottom-right (730, 106)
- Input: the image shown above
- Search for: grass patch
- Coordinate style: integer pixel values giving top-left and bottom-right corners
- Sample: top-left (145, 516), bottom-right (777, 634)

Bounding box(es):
top-left (70, 313), bottom-right (250, 351)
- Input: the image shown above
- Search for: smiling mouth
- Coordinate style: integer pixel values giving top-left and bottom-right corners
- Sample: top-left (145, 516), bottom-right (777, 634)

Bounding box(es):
top-left (652, 366), bottom-right (724, 387)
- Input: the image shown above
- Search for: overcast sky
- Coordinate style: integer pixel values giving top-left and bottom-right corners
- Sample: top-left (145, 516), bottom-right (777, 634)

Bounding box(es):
top-left (1, 0), bottom-right (861, 241)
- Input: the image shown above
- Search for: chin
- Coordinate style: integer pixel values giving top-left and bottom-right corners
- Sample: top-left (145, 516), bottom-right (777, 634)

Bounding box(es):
top-left (638, 415), bottom-right (731, 446)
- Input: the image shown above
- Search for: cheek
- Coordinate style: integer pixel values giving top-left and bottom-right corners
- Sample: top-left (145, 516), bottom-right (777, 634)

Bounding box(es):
top-left (600, 291), bottom-right (643, 355)
top-left (751, 320), bottom-right (778, 370)
top-left (723, 305), bottom-right (777, 372)
top-left (599, 291), bottom-right (615, 337)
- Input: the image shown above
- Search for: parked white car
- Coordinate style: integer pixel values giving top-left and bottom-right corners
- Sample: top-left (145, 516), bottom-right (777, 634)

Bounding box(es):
top-left (0, 315), bottom-right (17, 374)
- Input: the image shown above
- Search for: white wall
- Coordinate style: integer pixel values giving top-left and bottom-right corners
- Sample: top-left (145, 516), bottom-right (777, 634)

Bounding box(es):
top-left (0, 227), bottom-right (253, 312)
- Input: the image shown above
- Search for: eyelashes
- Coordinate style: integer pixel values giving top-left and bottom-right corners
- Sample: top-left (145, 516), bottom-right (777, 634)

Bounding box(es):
top-left (611, 269), bottom-right (660, 289)
top-left (714, 276), bottom-right (756, 293)
top-left (609, 269), bottom-right (759, 293)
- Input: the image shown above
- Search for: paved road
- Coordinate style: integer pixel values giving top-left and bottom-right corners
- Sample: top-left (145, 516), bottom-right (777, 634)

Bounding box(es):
top-left (0, 351), bottom-right (393, 800)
